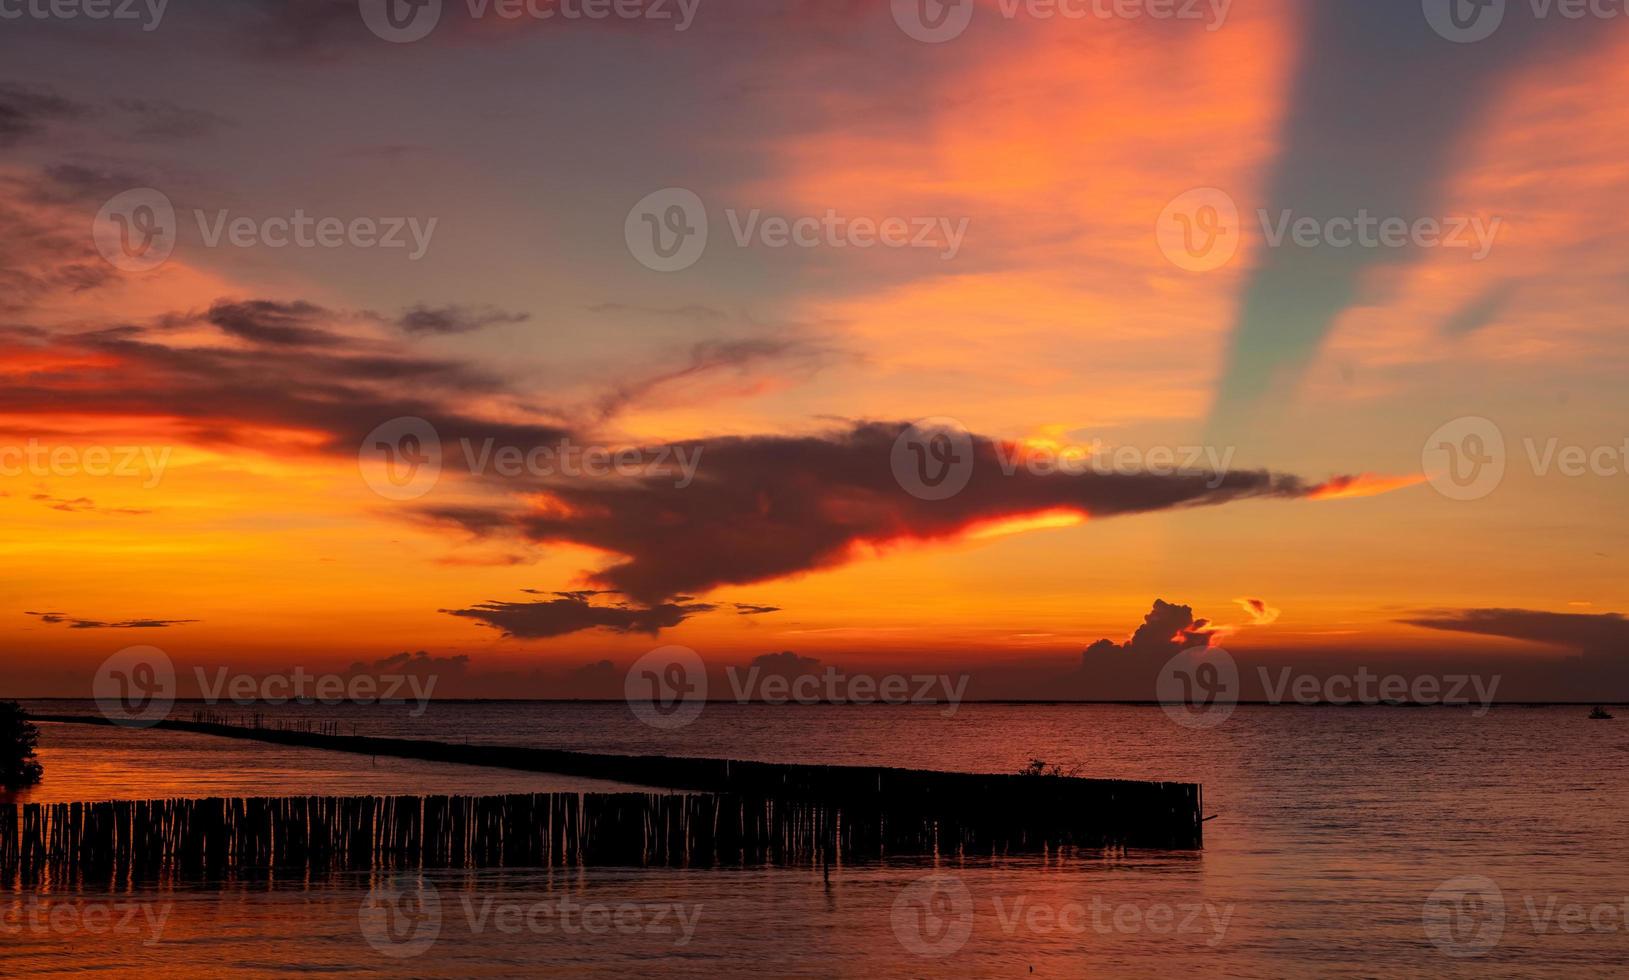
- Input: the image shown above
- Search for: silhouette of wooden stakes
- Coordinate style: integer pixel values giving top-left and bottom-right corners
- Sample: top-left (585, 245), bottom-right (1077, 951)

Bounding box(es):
top-left (7, 716), bottom-right (1204, 886)
top-left (2, 778), bottom-right (1201, 888)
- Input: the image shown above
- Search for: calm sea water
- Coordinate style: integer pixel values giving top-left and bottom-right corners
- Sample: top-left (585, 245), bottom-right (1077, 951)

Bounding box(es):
top-left (4, 702), bottom-right (1627, 977)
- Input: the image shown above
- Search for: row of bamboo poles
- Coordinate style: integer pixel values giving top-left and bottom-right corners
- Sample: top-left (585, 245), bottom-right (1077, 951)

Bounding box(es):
top-left (14, 716), bottom-right (1204, 889)
top-left (0, 790), bottom-right (1086, 889)
top-left (39, 715), bottom-right (1204, 847)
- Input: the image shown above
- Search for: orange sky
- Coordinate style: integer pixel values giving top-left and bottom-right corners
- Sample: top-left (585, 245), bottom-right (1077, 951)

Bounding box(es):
top-left (4, 2), bottom-right (1628, 696)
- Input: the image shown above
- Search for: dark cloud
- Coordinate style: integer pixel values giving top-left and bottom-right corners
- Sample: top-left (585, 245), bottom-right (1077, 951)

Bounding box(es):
top-left (25, 611), bottom-right (198, 629)
top-left (344, 144), bottom-right (434, 160)
top-left (1400, 608), bottom-right (1629, 655)
top-left (114, 98), bottom-right (232, 141)
top-left (0, 82), bottom-right (86, 147)
top-left (433, 422), bottom-right (1343, 604)
top-left (1440, 281), bottom-right (1520, 338)
top-left (0, 168), bottom-right (119, 311)
top-left (441, 594), bottom-right (716, 639)
top-left (29, 493), bottom-right (151, 516)
top-left (0, 166), bottom-right (568, 448)
top-left (228, 0), bottom-right (739, 60)
top-left (1083, 599), bottom-right (1217, 661)
top-left (14, 163), bottom-right (151, 206)
top-left (734, 603), bottom-right (782, 615)
top-left (1235, 596), bottom-right (1281, 626)
top-left (234, 0), bottom-right (379, 60)
top-left (0, 308), bottom-right (571, 458)
top-left (0, 84), bottom-right (224, 147)
top-left (0, 165), bottom-right (1354, 613)
top-left (593, 337), bottom-right (829, 421)
top-left (520, 589), bottom-right (617, 600)
top-left (350, 650), bottom-right (471, 673)
top-left (750, 650), bottom-right (819, 673)
top-left (205, 300), bottom-right (347, 347)
top-left (397, 304), bottom-right (530, 336)
top-left (587, 302), bottom-right (730, 322)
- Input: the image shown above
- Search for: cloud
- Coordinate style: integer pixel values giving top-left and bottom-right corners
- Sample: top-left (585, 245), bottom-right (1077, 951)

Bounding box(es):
top-left (432, 421), bottom-right (1347, 604)
top-left (592, 337), bottom-right (832, 421)
top-left (1235, 597), bottom-right (1281, 626)
top-left (1083, 599), bottom-right (1218, 661)
top-left (29, 492), bottom-right (152, 516)
top-left (1400, 608), bottom-right (1629, 655)
top-left (0, 84), bottom-right (224, 147)
top-left (349, 650), bottom-right (471, 674)
top-left (25, 611), bottom-right (198, 629)
top-left (372, 649), bottom-right (470, 668)
top-left (749, 650), bottom-right (819, 674)
top-left (0, 164), bottom-right (1357, 614)
top-left (113, 98), bottom-right (232, 141)
top-left (587, 302), bottom-right (729, 322)
top-left (397, 304), bottom-right (530, 336)
top-left (0, 82), bottom-right (86, 147)
top-left (441, 593), bottom-right (716, 639)
top-left (0, 304), bottom-right (572, 458)
top-left (567, 658), bottom-right (618, 680)
top-left (0, 167), bottom-right (121, 312)
top-left (204, 299), bottom-right (347, 347)
top-left (733, 603), bottom-right (782, 615)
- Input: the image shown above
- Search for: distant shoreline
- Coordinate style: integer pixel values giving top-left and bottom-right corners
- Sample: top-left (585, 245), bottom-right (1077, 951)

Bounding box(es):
top-left (15, 698), bottom-right (1627, 707)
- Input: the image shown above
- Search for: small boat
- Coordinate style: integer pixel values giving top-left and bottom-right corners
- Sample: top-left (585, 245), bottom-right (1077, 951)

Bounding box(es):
top-left (1588, 706), bottom-right (1614, 720)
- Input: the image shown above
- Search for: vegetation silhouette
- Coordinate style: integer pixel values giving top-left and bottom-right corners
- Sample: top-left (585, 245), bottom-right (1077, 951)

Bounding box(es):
top-left (0, 701), bottom-right (43, 789)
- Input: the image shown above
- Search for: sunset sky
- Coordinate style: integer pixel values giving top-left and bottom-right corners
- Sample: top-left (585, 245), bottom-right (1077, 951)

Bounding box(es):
top-left (3, 0), bottom-right (1628, 698)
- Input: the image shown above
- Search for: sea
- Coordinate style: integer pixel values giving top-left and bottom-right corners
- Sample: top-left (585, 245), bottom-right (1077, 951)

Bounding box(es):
top-left (2, 701), bottom-right (1626, 977)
